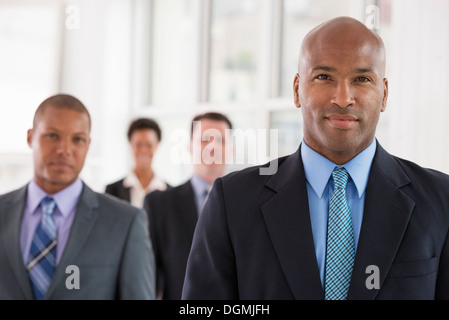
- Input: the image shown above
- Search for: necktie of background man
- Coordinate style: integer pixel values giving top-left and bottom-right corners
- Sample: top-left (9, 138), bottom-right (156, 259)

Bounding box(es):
top-left (199, 187), bottom-right (211, 215)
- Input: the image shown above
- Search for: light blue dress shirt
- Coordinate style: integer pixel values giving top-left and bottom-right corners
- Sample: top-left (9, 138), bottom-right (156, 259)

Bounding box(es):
top-left (301, 139), bottom-right (376, 287)
top-left (190, 174), bottom-right (213, 216)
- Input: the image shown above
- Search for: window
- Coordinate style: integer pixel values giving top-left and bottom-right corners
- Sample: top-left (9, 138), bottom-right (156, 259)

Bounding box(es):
top-left (208, 0), bottom-right (263, 103)
top-left (0, 0), bottom-right (63, 193)
top-left (150, 0), bottom-right (199, 106)
top-left (2, 0), bottom-right (449, 193)
top-left (141, 0), bottom-right (395, 187)
top-left (280, 0), bottom-right (364, 97)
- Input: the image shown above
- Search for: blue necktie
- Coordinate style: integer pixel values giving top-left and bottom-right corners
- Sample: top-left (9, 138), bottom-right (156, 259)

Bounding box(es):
top-left (198, 187), bottom-right (211, 215)
top-left (324, 167), bottom-right (355, 300)
top-left (27, 197), bottom-right (57, 300)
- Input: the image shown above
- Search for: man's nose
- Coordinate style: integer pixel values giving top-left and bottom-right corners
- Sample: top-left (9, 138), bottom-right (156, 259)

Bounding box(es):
top-left (57, 138), bottom-right (72, 155)
top-left (331, 81), bottom-right (355, 108)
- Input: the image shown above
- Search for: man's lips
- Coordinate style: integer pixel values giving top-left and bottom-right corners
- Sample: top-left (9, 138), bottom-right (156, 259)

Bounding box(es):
top-left (50, 162), bottom-right (72, 170)
top-left (326, 114), bottom-right (358, 130)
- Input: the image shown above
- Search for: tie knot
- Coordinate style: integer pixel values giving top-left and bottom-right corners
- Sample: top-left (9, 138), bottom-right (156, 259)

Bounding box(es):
top-left (332, 167), bottom-right (349, 189)
top-left (204, 185), bottom-right (213, 198)
top-left (40, 197), bottom-right (56, 216)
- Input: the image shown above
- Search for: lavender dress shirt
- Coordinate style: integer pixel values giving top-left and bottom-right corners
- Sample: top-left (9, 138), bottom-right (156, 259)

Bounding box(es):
top-left (20, 178), bottom-right (82, 265)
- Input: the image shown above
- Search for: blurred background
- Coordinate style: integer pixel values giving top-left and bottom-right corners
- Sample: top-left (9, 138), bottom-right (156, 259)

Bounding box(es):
top-left (1, 0), bottom-right (449, 194)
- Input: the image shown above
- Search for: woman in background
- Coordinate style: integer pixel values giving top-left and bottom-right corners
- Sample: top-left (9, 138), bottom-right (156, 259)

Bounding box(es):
top-left (106, 118), bottom-right (169, 207)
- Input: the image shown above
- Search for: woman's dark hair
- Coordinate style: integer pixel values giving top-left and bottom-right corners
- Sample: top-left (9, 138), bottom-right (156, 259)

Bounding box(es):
top-left (127, 118), bottom-right (162, 142)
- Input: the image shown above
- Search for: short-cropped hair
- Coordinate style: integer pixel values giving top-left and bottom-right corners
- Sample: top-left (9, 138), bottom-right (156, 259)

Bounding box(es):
top-left (33, 94), bottom-right (91, 130)
top-left (190, 112), bottom-right (233, 139)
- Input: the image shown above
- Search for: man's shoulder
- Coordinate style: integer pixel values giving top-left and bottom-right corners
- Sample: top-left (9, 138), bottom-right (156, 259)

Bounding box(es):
top-left (87, 186), bottom-right (144, 218)
top-left (97, 190), bottom-right (131, 204)
top-left (393, 155), bottom-right (449, 185)
top-left (0, 184), bottom-right (28, 203)
top-left (372, 142), bottom-right (449, 189)
top-left (220, 153), bottom-right (291, 186)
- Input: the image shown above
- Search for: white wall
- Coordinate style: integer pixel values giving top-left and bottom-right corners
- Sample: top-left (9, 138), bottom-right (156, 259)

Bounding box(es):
top-left (60, 0), bottom-right (137, 191)
top-left (387, 0), bottom-right (449, 173)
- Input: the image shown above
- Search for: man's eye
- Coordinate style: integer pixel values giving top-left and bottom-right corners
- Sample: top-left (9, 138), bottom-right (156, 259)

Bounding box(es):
top-left (47, 133), bottom-right (58, 139)
top-left (357, 76), bottom-right (371, 82)
top-left (316, 74), bottom-right (330, 80)
top-left (74, 137), bottom-right (86, 143)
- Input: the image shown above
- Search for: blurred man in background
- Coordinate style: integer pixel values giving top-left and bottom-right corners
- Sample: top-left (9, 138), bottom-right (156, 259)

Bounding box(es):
top-left (144, 112), bottom-right (233, 300)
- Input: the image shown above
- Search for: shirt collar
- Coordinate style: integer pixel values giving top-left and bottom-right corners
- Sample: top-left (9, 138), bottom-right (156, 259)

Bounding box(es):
top-left (123, 171), bottom-right (140, 188)
top-left (27, 178), bottom-right (83, 217)
top-left (190, 174), bottom-right (213, 198)
top-left (123, 171), bottom-right (167, 192)
top-left (301, 139), bottom-right (376, 198)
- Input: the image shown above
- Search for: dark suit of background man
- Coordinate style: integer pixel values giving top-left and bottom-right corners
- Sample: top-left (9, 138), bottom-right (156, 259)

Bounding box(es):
top-left (144, 112), bottom-right (233, 300)
top-left (182, 17), bottom-right (449, 300)
top-left (0, 94), bottom-right (155, 299)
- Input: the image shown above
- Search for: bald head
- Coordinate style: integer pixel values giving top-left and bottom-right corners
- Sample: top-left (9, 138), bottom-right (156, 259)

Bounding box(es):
top-left (298, 16), bottom-right (386, 77)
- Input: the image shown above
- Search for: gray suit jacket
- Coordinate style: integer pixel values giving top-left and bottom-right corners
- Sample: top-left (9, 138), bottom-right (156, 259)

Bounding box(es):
top-left (0, 182), bottom-right (156, 300)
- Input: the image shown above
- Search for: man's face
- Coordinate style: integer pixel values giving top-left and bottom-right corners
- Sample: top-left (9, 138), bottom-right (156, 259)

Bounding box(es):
top-left (27, 106), bottom-right (91, 194)
top-left (190, 119), bottom-right (232, 183)
top-left (129, 129), bottom-right (159, 169)
top-left (294, 30), bottom-right (388, 163)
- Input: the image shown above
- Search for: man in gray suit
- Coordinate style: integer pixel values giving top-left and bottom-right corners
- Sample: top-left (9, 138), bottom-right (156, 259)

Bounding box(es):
top-left (0, 94), bottom-right (155, 299)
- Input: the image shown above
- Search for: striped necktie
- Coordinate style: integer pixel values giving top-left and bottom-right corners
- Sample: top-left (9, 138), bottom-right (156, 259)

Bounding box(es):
top-left (324, 167), bottom-right (355, 300)
top-left (27, 197), bottom-right (57, 300)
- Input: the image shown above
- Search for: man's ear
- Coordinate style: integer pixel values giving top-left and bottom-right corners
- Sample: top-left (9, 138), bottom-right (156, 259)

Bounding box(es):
top-left (381, 77), bottom-right (388, 112)
top-left (27, 129), bottom-right (33, 148)
top-left (293, 73), bottom-right (301, 109)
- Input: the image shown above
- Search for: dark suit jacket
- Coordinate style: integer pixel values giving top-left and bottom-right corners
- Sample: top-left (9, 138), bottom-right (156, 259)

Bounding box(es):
top-left (143, 180), bottom-right (198, 300)
top-left (182, 142), bottom-right (449, 300)
top-left (105, 178), bottom-right (131, 203)
top-left (0, 182), bottom-right (155, 299)
top-left (105, 178), bottom-right (172, 204)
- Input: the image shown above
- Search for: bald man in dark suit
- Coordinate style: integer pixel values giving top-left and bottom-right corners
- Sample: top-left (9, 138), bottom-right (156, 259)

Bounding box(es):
top-left (182, 17), bottom-right (449, 300)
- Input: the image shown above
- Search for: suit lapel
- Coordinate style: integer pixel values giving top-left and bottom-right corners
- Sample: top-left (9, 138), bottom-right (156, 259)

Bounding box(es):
top-left (46, 183), bottom-right (100, 298)
top-left (347, 143), bottom-right (415, 300)
top-left (0, 185), bottom-right (34, 299)
top-left (174, 181), bottom-right (198, 241)
top-left (261, 149), bottom-right (324, 299)
top-left (260, 142), bottom-right (415, 300)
